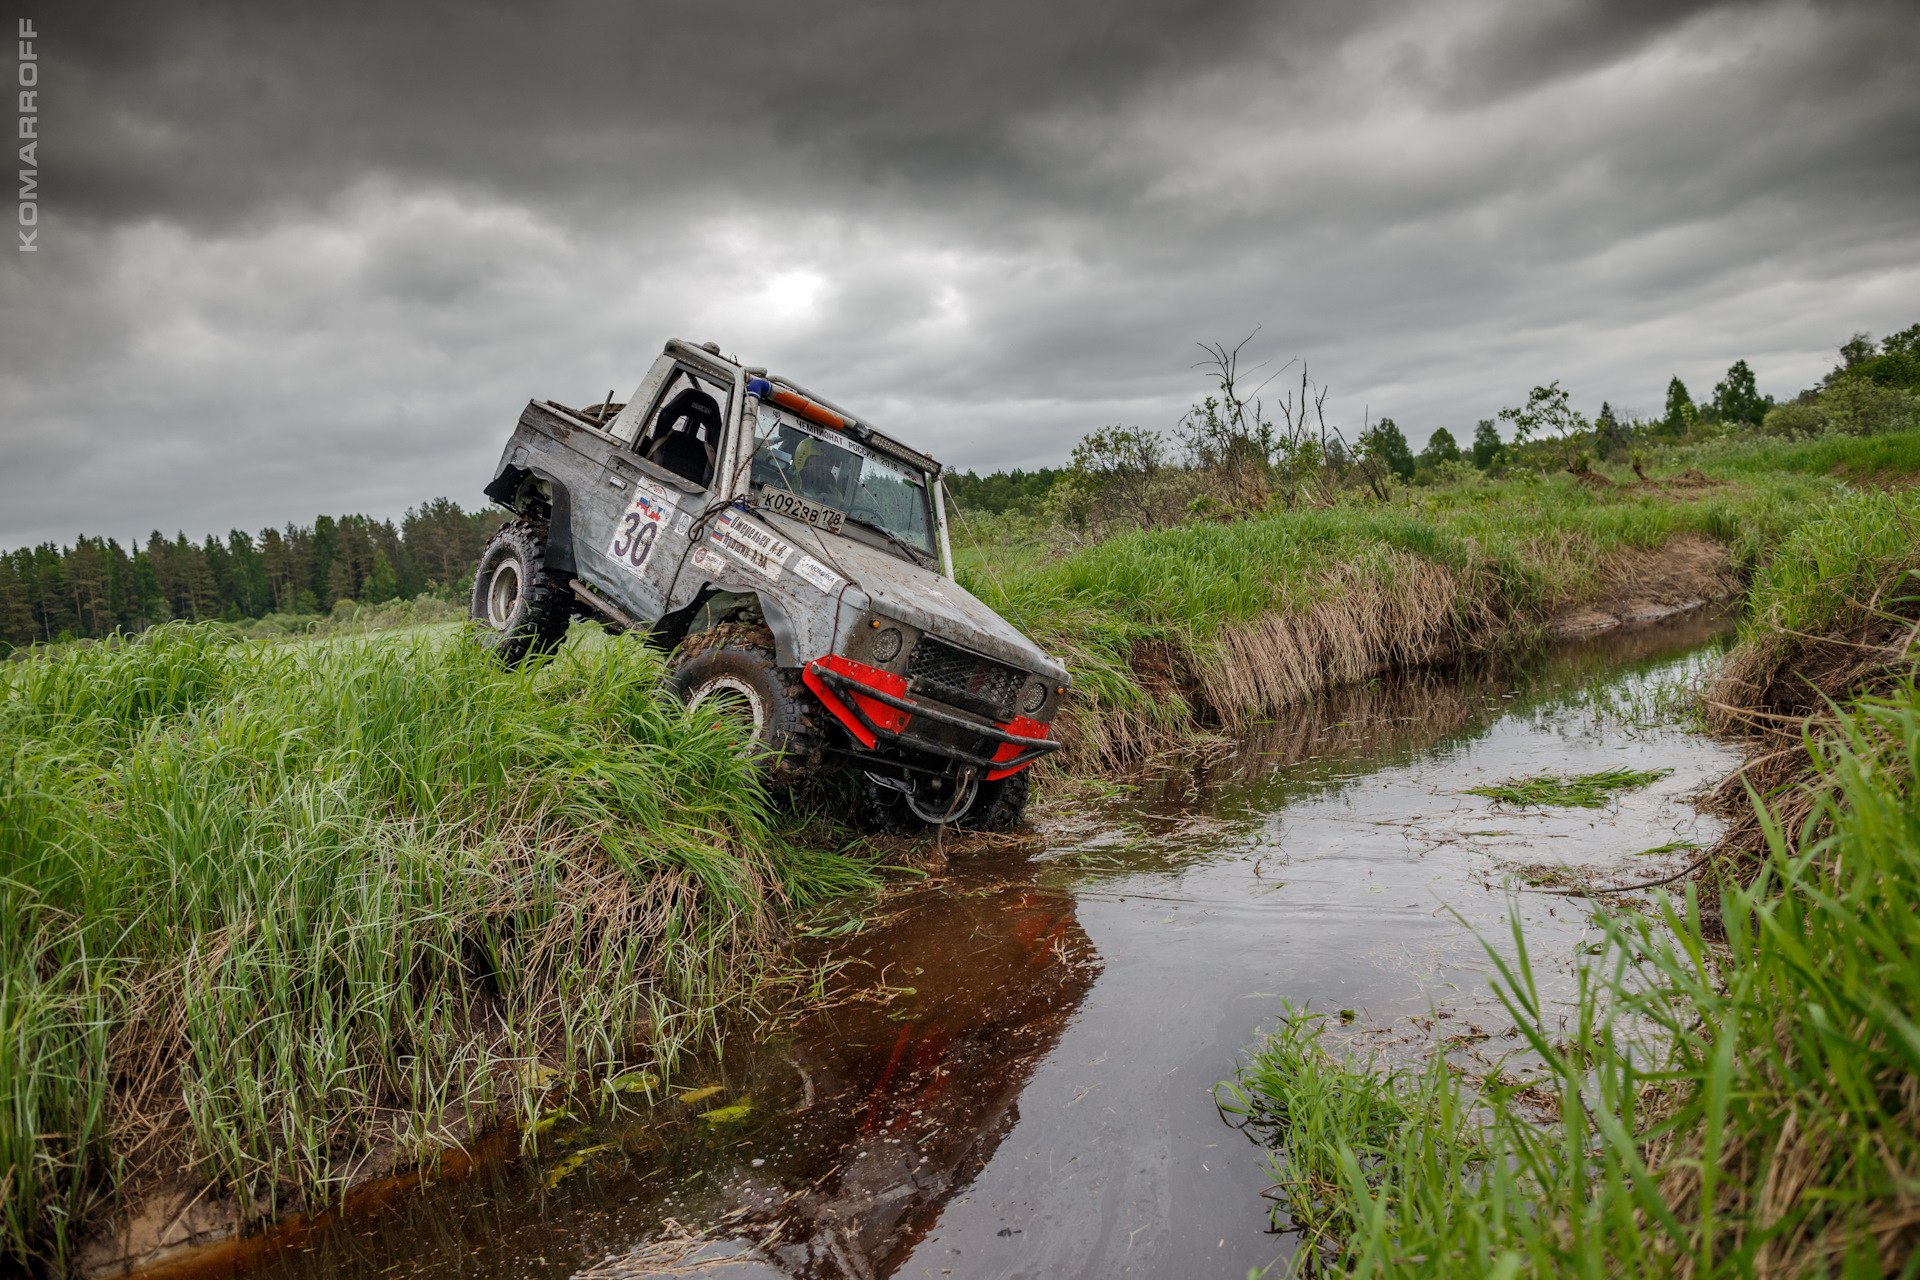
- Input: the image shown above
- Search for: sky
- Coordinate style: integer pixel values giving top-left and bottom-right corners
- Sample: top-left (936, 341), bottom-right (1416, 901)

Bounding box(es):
top-left (3, 0), bottom-right (1917, 549)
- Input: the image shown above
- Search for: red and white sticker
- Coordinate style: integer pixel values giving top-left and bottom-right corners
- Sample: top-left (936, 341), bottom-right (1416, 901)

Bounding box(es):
top-left (791, 553), bottom-right (841, 594)
top-left (607, 492), bottom-right (669, 578)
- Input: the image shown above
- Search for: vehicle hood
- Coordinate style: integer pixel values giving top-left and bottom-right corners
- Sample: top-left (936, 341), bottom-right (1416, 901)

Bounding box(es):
top-left (761, 512), bottom-right (1069, 686)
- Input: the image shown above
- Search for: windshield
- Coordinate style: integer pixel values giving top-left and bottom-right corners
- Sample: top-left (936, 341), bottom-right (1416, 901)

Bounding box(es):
top-left (748, 410), bottom-right (936, 557)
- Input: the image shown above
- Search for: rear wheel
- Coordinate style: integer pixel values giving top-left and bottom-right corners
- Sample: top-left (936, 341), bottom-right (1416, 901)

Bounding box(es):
top-left (468, 520), bottom-right (570, 667)
top-left (664, 625), bottom-right (822, 785)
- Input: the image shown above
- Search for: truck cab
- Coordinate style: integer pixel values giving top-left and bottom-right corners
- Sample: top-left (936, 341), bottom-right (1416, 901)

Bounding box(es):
top-left (471, 338), bottom-right (1068, 830)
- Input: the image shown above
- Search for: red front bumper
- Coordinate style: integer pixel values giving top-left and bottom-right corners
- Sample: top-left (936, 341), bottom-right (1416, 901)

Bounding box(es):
top-left (802, 654), bottom-right (1060, 780)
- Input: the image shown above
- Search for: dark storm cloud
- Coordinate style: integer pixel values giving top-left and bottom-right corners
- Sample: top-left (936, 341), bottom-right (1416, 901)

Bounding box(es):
top-left (48, 0), bottom-right (1290, 229)
top-left (3, 0), bottom-right (1918, 548)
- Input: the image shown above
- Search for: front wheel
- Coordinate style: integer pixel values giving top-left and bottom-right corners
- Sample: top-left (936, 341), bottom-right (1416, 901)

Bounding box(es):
top-left (663, 625), bottom-right (822, 785)
top-left (957, 768), bottom-right (1033, 833)
top-left (468, 520), bottom-right (571, 667)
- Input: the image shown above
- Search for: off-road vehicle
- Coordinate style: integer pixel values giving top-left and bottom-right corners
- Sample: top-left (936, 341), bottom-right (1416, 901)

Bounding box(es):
top-left (469, 337), bottom-right (1068, 830)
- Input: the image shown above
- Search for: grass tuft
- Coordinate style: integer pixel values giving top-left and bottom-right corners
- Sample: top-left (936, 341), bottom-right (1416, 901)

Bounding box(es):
top-left (1464, 767), bottom-right (1673, 808)
top-left (0, 625), bottom-right (876, 1272)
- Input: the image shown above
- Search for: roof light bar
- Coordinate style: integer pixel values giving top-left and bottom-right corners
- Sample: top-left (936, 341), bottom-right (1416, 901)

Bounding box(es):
top-left (747, 378), bottom-right (850, 433)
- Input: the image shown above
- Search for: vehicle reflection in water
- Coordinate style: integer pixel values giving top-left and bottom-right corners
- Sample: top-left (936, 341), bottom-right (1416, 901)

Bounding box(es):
top-left (200, 865), bottom-right (1097, 1280)
top-left (696, 875), bottom-right (1100, 1277)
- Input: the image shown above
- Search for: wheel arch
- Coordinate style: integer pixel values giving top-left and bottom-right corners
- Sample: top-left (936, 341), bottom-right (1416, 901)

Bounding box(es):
top-left (656, 583), bottom-right (802, 667)
top-left (482, 464), bottom-right (577, 576)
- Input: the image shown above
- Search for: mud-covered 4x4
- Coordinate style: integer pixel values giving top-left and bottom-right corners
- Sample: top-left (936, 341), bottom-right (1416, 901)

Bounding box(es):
top-left (469, 337), bottom-right (1068, 830)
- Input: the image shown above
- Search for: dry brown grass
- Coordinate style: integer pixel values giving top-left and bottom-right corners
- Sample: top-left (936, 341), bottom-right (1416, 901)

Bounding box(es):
top-left (1046, 533), bottom-right (1731, 772)
top-left (1642, 1044), bottom-right (1920, 1278)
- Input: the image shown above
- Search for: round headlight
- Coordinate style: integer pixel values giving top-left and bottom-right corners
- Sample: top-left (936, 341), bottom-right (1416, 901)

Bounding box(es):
top-left (872, 626), bottom-right (904, 663)
top-left (1021, 678), bottom-right (1049, 714)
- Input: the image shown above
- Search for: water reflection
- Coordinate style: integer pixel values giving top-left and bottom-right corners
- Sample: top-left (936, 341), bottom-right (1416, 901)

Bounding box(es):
top-left (201, 861), bottom-right (1097, 1280)
top-left (716, 875), bottom-right (1099, 1276)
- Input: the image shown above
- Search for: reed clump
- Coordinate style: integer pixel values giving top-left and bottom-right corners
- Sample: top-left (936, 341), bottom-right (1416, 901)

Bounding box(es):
top-left (1704, 487), bottom-right (1920, 871)
top-left (1220, 677), bottom-right (1920, 1277)
top-left (0, 626), bottom-right (874, 1273)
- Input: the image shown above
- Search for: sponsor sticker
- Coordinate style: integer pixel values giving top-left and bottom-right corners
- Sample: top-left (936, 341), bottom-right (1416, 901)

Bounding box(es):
top-left (709, 510), bottom-right (794, 581)
top-left (606, 492), bottom-right (669, 578)
top-left (673, 511), bottom-right (693, 536)
top-left (690, 546), bottom-right (728, 575)
top-left (791, 553), bottom-right (841, 594)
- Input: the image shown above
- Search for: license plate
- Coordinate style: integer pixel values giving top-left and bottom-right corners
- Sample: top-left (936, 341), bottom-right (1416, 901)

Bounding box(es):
top-left (758, 485), bottom-right (845, 534)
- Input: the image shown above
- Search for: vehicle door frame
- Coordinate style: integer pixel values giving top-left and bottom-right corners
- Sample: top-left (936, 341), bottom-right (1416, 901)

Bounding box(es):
top-left (587, 351), bottom-right (749, 624)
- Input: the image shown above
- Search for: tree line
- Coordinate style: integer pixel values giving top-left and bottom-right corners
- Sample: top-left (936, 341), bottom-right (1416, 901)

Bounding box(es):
top-left (942, 467), bottom-right (1064, 515)
top-left (957, 321), bottom-right (1920, 527)
top-left (0, 499), bottom-right (505, 651)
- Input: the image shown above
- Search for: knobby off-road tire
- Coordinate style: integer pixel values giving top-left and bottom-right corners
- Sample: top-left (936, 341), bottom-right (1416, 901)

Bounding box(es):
top-left (664, 624), bottom-right (823, 787)
top-left (957, 767), bottom-right (1033, 833)
top-left (469, 519), bottom-right (571, 668)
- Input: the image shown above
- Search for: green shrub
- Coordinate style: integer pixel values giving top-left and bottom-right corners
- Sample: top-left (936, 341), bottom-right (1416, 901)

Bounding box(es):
top-left (1819, 378), bottom-right (1920, 436)
top-left (1759, 400), bottom-right (1826, 437)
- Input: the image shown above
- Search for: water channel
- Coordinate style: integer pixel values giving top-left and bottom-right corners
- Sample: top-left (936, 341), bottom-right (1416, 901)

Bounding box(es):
top-left (167, 609), bottom-right (1741, 1280)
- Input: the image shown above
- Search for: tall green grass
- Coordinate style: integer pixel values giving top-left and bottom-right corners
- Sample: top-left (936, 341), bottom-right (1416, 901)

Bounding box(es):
top-left (1220, 681), bottom-right (1920, 1277)
top-left (1735, 486), bottom-right (1920, 656)
top-left (0, 627), bottom-right (874, 1271)
top-left (955, 441), bottom-right (1875, 762)
top-left (1649, 429), bottom-right (1920, 486)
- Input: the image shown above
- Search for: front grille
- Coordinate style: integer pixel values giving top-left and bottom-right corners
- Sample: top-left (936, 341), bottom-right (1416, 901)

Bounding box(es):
top-left (906, 636), bottom-right (1025, 722)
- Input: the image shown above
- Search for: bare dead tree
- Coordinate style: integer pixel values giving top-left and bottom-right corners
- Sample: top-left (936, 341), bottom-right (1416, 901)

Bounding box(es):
top-left (1263, 360), bottom-right (1395, 505)
top-left (1184, 330), bottom-right (1289, 515)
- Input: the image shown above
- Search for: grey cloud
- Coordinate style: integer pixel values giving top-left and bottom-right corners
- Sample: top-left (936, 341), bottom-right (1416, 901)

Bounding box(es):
top-left (3, 0), bottom-right (1918, 546)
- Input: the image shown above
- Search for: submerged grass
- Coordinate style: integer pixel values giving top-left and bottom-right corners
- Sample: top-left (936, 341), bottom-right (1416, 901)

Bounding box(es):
top-left (1221, 679), bottom-right (1920, 1277)
top-left (0, 627), bottom-right (876, 1272)
top-left (1464, 767), bottom-right (1673, 809)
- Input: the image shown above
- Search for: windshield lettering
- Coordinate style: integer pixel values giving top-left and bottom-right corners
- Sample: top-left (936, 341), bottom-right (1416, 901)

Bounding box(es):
top-left (749, 413), bottom-right (934, 558)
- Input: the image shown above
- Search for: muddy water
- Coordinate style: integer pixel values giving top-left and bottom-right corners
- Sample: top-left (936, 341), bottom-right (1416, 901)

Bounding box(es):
top-left (209, 610), bottom-right (1740, 1280)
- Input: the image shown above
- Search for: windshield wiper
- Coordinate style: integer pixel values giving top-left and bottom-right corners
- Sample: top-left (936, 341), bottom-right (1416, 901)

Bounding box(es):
top-left (844, 516), bottom-right (933, 567)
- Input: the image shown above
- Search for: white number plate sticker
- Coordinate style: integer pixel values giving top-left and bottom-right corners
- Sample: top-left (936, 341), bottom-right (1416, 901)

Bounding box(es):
top-left (758, 485), bottom-right (845, 534)
top-left (607, 492), bottom-right (669, 577)
top-left (710, 510), bottom-right (794, 581)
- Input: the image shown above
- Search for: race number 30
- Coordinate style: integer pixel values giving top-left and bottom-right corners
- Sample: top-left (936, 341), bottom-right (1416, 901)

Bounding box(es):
top-left (609, 496), bottom-right (667, 574)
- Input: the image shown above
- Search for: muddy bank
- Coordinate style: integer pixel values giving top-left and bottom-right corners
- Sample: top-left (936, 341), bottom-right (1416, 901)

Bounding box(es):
top-left (1546, 532), bottom-right (1739, 635)
top-left (1687, 489), bottom-right (1920, 877)
top-left (1062, 530), bottom-right (1742, 766)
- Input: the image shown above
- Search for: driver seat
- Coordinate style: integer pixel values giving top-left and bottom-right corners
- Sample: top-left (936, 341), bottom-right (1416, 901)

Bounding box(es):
top-left (641, 388), bottom-right (720, 487)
